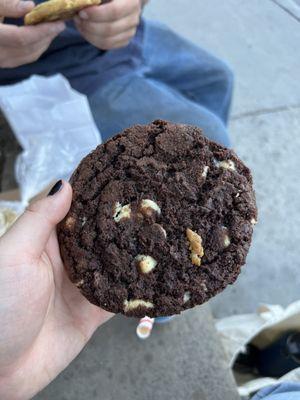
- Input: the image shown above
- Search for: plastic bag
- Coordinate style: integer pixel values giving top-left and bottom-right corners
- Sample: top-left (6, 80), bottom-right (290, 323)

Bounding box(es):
top-left (215, 301), bottom-right (300, 397)
top-left (0, 74), bottom-right (101, 215)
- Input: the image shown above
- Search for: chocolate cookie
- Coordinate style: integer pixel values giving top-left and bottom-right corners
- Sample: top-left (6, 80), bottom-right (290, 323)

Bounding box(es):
top-left (58, 120), bottom-right (257, 318)
top-left (25, 0), bottom-right (101, 25)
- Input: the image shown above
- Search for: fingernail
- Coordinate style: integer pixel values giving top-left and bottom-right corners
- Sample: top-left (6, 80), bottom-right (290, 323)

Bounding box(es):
top-left (79, 10), bottom-right (88, 19)
top-left (50, 22), bottom-right (66, 34)
top-left (18, 1), bottom-right (35, 12)
top-left (48, 180), bottom-right (63, 196)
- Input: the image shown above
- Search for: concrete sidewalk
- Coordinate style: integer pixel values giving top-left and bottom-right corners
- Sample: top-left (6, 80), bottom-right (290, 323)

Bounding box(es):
top-left (35, 307), bottom-right (239, 400)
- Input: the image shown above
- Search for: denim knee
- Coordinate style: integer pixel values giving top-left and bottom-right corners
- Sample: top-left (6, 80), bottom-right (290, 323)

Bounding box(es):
top-left (216, 60), bottom-right (234, 94)
top-left (210, 59), bottom-right (234, 124)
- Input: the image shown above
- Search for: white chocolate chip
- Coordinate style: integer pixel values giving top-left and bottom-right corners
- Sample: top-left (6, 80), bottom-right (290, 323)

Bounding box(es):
top-left (124, 299), bottom-right (154, 312)
top-left (251, 218), bottom-right (257, 225)
top-left (224, 235), bottom-right (231, 248)
top-left (235, 193), bottom-right (240, 198)
top-left (186, 228), bottom-right (204, 266)
top-left (221, 226), bottom-right (231, 248)
top-left (140, 199), bottom-right (161, 217)
top-left (81, 217), bottom-right (87, 227)
top-left (136, 255), bottom-right (157, 274)
top-left (113, 202), bottom-right (131, 222)
top-left (75, 279), bottom-right (84, 288)
top-left (201, 166), bottom-right (209, 178)
top-left (158, 225), bottom-right (167, 238)
top-left (183, 292), bottom-right (191, 303)
top-left (217, 160), bottom-right (236, 171)
top-left (201, 282), bottom-right (208, 292)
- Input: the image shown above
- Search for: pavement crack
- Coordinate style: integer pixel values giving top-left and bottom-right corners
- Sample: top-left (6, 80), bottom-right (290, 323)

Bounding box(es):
top-left (270, 0), bottom-right (300, 23)
top-left (231, 104), bottom-right (300, 120)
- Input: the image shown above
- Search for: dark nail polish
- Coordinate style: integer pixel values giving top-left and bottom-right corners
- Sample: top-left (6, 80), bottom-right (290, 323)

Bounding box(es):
top-left (48, 180), bottom-right (63, 196)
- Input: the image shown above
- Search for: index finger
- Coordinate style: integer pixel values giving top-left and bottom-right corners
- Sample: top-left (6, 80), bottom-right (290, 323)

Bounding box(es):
top-left (79, 0), bottom-right (138, 22)
top-left (0, 0), bottom-right (34, 18)
top-left (0, 21), bottom-right (65, 47)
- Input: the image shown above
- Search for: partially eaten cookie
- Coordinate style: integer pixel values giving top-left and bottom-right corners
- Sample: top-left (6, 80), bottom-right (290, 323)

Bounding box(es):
top-left (25, 0), bottom-right (101, 25)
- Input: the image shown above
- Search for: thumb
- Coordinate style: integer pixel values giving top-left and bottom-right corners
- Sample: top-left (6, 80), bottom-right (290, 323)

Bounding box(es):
top-left (2, 180), bottom-right (72, 262)
top-left (0, 0), bottom-right (35, 18)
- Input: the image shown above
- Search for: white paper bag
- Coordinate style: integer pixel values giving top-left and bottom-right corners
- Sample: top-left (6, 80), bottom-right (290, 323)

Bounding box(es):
top-left (215, 301), bottom-right (300, 397)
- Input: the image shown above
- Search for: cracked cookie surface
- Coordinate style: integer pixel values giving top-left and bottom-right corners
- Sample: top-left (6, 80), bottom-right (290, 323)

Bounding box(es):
top-left (58, 120), bottom-right (257, 317)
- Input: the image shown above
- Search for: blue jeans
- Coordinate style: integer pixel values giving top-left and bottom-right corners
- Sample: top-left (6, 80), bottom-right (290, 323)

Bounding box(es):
top-left (88, 20), bottom-right (233, 147)
top-left (253, 383), bottom-right (300, 400)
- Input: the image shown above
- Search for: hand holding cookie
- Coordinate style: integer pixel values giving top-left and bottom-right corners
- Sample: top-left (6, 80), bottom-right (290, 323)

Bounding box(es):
top-left (0, 181), bottom-right (112, 400)
top-left (0, 0), bottom-right (65, 68)
top-left (74, 0), bottom-right (143, 50)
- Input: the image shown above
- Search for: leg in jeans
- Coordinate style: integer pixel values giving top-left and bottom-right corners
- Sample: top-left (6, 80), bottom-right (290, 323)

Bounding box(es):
top-left (88, 21), bottom-right (233, 147)
top-left (89, 73), bottom-right (230, 146)
top-left (252, 383), bottom-right (300, 399)
top-left (142, 21), bottom-right (234, 126)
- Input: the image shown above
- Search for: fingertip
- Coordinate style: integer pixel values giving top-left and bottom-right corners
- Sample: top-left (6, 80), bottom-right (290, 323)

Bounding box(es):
top-left (2, 0), bottom-right (35, 18)
top-left (49, 21), bottom-right (66, 34)
top-left (41, 180), bottom-right (72, 223)
top-left (78, 4), bottom-right (103, 20)
top-left (79, 10), bottom-right (88, 19)
top-left (18, 0), bottom-right (35, 14)
top-left (52, 179), bottom-right (72, 205)
top-left (63, 181), bottom-right (73, 206)
top-left (48, 180), bottom-right (63, 196)
top-left (33, 21), bottom-right (66, 35)
top-left (1, 181), bottom-right (73, 261)
top-left (63, 180), bottom-right (73, 206)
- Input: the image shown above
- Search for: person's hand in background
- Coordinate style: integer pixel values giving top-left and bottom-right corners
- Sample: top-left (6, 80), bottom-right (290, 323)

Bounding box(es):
top-left (0, 181), bottom-right (112, 400)
top-left (0, 0), bottom-right (65, 68)
top-left (74, 0), bottom-right (148, 50)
